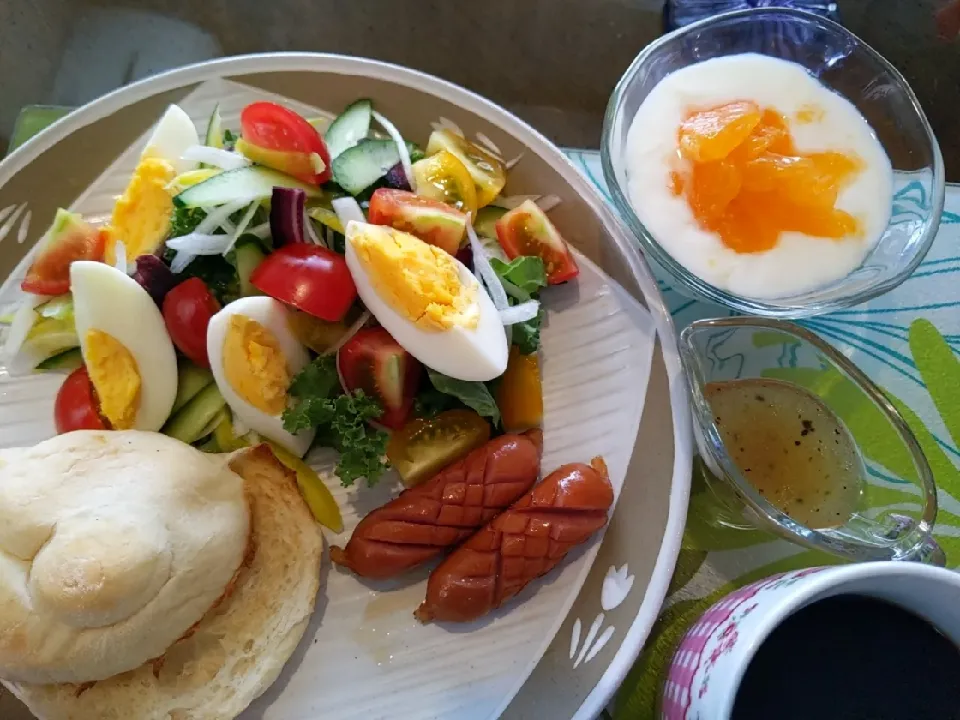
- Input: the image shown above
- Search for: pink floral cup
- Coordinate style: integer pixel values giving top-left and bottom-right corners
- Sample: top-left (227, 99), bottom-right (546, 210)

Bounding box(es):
top-left (660, 562), bottom-right (960, 719)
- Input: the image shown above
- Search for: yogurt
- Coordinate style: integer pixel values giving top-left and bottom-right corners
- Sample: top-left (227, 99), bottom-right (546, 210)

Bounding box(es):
top-left (625, 53), bottom-right (893, 299)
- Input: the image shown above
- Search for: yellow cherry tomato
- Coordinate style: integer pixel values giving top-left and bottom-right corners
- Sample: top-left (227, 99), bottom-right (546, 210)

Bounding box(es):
top-left (497, 347), bottom-right (544, 432)
top-left (386, 409), bottom-right (491, 488)
top-left (412, 150), bottom-right (479, 217)
top-left (267, 440), bottom-right (344, 533)
top-left (286, 307), bottom-right (351, 354)
top-left (426, 129), bottom-right (507, 209)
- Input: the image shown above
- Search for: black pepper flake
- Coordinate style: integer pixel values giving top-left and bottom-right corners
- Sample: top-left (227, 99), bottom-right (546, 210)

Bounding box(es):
top-left (795, 440), bottom-right (801, 446)
top-left (755, 394), bottom-right (766, 402)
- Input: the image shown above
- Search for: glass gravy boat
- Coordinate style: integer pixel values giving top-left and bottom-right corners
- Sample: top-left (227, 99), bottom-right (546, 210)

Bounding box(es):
top-left (679, 317), bottom-right (944, 565)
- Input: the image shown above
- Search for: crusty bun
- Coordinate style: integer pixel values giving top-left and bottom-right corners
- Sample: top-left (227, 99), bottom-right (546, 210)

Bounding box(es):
top-left (0, 431), bottom-right (249, 685)
top-left (4, 444), bottom-right (324, 720)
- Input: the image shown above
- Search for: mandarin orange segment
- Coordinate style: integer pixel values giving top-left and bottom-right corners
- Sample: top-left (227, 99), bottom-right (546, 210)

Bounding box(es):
top-left (689, 160), bottom-right (741, 222)
top-left (678, 101), bottom-right (762, 162)
top-left (672, 101), bottom-right (863, 252)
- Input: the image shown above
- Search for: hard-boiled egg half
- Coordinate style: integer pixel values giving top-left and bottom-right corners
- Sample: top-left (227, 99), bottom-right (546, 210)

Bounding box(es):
top-left (71, 261), bottom-right (178, 431)
top-left (207, 296), bottom-right (315, 457)
top-left (345, 221), bottom-right (508, 381)
top-left (104, 104), bottom-right (200, 266)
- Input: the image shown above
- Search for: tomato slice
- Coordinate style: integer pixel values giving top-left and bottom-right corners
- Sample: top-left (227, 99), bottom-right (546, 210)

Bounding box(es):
top-left (411, 150), bottom-right (478, 217)
top-left (240, 101), bottom-right (332, 184)
top-left (22, 222), bottom-right (105, 296)
top-left (495, 199), bottom-right (579, 284)
top-left (337, 327), bottom-right (422, 430)
top-left (426, 129), bottom-right (507, 208)
top-left (54, 366), bottom-right (107, 433)
top-left (386, 409), bottom-right (491, 487)
top-left (250, 244), bottom-right (357, 322)
top-left (162, 278), bottom-right (220, 368)
top-left (496, 347), bottom-right (543, 432)
top-left (368, 188), bottom-right (467, 256)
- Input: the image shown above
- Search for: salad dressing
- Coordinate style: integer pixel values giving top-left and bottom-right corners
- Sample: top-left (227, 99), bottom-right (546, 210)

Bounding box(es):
top-left (705, 378), bottom-right (863, 528)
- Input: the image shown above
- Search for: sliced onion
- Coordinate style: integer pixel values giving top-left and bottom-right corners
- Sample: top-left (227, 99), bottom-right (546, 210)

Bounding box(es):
top-left (270, 188), bottom-right (306, 246)
top-left (2, 294), bottom-right (43, 367)
top-left (181, 145), bottom-right (250, 171)
top-left (324, 310), bottom-right (371, 357)
top-left (113, 240), bottom-right (128, 275)
top-left (467, 221), bottom-right (509, 311)
top-left (195, 198), bottom-right (253, 235)
top-left (222, 200), bottom-right (260, 256)
top-left (499, 300), bottom-right (540, 326)
top-left (372, 111), bottom-right (415, 192)
top-left (166, 232), bottom-right (234, 255)
top-left (505, 153), bottom-right (524, 170)
top-left (231, 412), bottom-right (250, 438)
top-left (303, 208), bottom-right (325, 247)
top-left (433, 116), bottom-right (464, 137)
top-left (332, 196), bottom-right (366, 228)
top-left (474, 131), bottom-right (503, 159)
top-left (536, 194), bottom-right (562, 212)
top-left (170, 250), bottom-right (195, 274)
top-left (492, 194), bottom-right (541, 210)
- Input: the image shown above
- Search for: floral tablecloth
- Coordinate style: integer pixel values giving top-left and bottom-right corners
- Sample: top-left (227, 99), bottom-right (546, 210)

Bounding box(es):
top-left (567, 149), bottom-right (960, 718)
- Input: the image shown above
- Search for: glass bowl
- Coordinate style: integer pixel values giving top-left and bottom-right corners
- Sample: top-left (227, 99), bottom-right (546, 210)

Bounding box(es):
top-left (601, 8), bottom-right (945, 318)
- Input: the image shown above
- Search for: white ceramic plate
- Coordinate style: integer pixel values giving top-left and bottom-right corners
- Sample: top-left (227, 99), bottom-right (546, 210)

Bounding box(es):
top-left (0, 54), bottom-right (691, 720)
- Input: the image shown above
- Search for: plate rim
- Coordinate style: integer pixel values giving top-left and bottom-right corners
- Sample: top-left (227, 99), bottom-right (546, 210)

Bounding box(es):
top-left (0, 52), bottom-right (693, 719)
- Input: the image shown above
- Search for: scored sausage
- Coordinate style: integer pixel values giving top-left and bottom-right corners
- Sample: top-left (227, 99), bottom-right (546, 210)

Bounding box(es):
top-left (330, 430), bottom-right (542, 579)
top-left (415, 456), bottom-right (613, 624)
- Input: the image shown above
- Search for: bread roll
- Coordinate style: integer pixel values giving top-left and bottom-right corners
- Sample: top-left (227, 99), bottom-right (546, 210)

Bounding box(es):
top-left (0, 431), bottom-right (250, 685)
top-left (4, 444), bottom-right (324, 720)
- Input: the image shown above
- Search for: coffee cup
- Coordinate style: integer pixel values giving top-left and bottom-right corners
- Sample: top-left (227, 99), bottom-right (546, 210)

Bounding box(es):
top-left (660, 562), bottom-right (960, 719)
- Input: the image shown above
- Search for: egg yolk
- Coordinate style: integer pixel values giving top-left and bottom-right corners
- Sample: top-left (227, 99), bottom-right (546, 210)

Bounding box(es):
top-left (103, 157), bottom-right (177, 265)
top-left (352, 225), bottom-right (479, 331)
top-left (85, 329), bottom-right (141, 430)
top-left (223, 316), bottom-right (290, 415)
top-left (672, 102), bottom-right (863, 253)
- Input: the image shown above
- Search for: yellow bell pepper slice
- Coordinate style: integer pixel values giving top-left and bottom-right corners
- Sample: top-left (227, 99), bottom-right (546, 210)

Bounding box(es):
top-left (267, 440), bottom-right (344, 534)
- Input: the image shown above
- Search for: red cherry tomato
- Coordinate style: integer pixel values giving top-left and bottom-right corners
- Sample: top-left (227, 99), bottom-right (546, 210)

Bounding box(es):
top-left (162, 278), bottom-right (220, 368)
top-left (22, 226), bottom-right (106, 296)
top-left (240, 102), bottom-right (332, 184)
top-left (495, 199), bottom-right (579, 285)
top-left (250, 244), bottom-right (357, 322)
top-left (337, 327), bottom-right (422, 430)
top-left (55, 366), bottom-right (107, 433)
top-left (368, 188), bottom-right (467, 256)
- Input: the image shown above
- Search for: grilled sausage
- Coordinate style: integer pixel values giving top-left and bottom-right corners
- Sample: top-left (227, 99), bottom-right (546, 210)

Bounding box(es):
top-left (415, 457), bottom-right (613, 623)
top-left (330, 430), bottom-right (542, 579)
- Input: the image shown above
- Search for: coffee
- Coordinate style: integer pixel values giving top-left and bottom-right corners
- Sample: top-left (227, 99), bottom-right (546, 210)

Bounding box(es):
top-left (732, 594), bottom-right (960, 720)
top-left (705, 378), bottom-right (863, 528)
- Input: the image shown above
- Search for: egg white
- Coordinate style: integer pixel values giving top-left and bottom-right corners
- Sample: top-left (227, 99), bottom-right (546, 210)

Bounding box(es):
top-left (345, 225), bottom-right (509, 382)
top-left (70, 261), bottom-right (178, 431)
top-left (142, 104), bottom-right (199, 174)
top-left (206, 296), bottom-right (315, 457)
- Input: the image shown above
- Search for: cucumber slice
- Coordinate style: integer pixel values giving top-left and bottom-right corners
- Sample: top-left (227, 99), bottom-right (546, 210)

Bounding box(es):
top-left (162, 383), bottom-right (226, 444)
top-left (231, 239), bottom-right (266, 297)
top-left (196, 436), bottom-right (222, 453)
top-left (325, 99), bottom-right (372, 160)
top-left (174, 165), bottom-right (322, 209)
top-left (172, 360), bottom-right (214, 413)
top-left (332, 139), bottom-right (420, 196)
top-left (196, 407), bottom-right (229, 441)
top-left (205, 104), bottom-right (224, 149)
top-left (36, 347), bottom-right (83, 372)
top-left (473, 206), bottom-right (507, 239)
